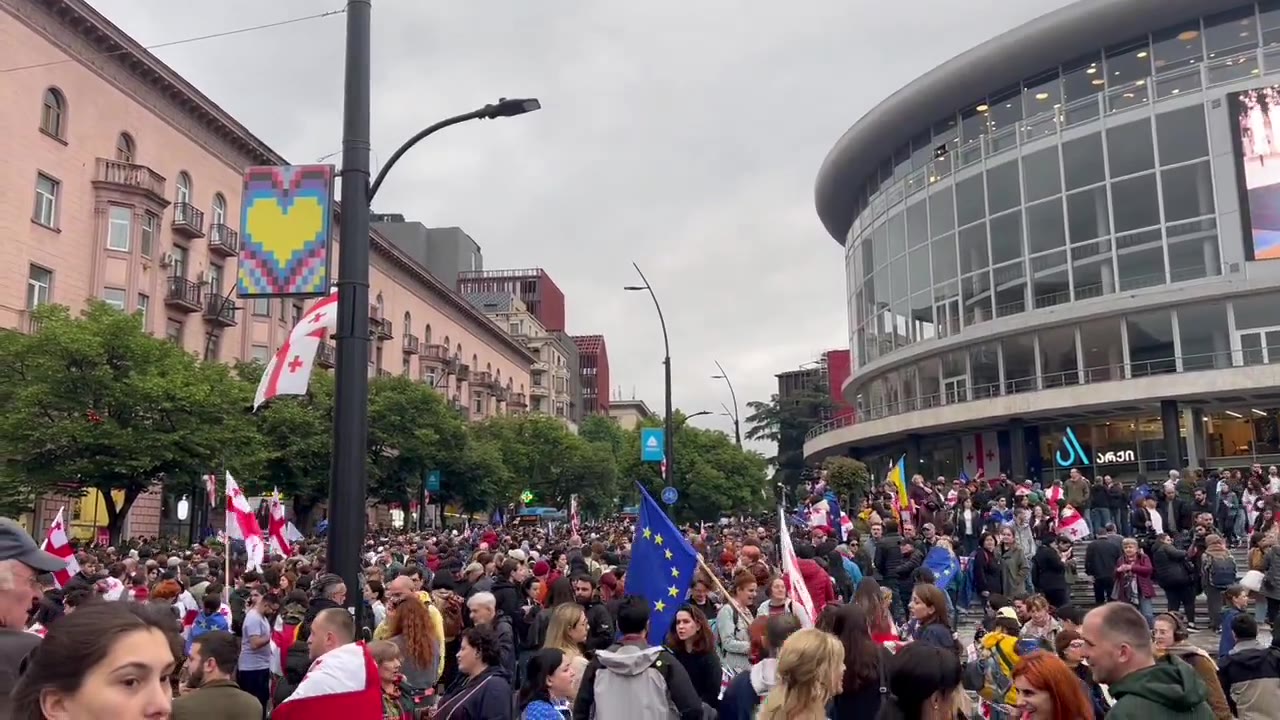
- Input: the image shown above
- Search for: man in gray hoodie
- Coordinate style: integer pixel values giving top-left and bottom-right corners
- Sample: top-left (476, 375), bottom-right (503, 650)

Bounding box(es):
top-left (718, 613), bottom-right (803, 720)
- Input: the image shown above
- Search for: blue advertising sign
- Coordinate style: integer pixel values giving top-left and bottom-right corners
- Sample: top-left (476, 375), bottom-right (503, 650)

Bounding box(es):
top-left (661, 486), bottom-right (679, 505)
top-left (1054, 427), bottom-right (1088, 468)
top-left (425, 470), bottom-right (441, 492)
top-left (640, 428), bottom-right (665, 462)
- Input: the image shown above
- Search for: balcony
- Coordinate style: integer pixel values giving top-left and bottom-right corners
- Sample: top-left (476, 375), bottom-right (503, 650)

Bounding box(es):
top-left (473, 371), bottom-right (493, 391)
top-left (402, 333), bottom-right (419, 354)
top-left (317, 342), bottom-right (336, 368)
top-left (172, 202), bottom-right (205, 238)
top-left (420, 343), bottom-right (450, 366)
top-left (164, 276), bottom-right (202, 313)
top-left (532, 360), bottom-right (550, 372)
top-left (376, 368), bottom-right (393, 379)
top-left (202, 293), bottom-right (237, 327)
top-left (529, 383), bottom-right (549, 397)
top-left (454, 363), bottom-right (471, 383)
top-left (92, 158), bottom-right (167, 204)
top-left (208, 224), bottom-right (239, 258)
top-left (21, 310), bottom-right (43, 335)
top-left (373, 317), bottom-right (393, 340)
top-left (494, 385), bottom-right (509, 402)
top-left (508, 393), bottom-right (527, 410)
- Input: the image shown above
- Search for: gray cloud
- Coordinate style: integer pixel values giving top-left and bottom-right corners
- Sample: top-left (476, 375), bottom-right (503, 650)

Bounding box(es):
top-left (88, 0), bottom-right (1073, 453)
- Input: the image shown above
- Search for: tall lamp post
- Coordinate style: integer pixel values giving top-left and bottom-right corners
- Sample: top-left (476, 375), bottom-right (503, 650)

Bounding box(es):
top-left (625, 263), bottom-right (675, 493)
top-left (333, 0), bottom-right (539, 624)
top-left (711, 360), bottom-right (741, 447)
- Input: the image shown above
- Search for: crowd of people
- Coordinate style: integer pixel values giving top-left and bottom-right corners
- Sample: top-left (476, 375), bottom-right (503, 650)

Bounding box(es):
top-left (0, 465), bottom-right (1279, 718)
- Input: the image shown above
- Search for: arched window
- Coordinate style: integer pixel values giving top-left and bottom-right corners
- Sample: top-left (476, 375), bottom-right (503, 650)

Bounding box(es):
top-left (472, 353), bottom-right (478, 369)
top-left (211, 193), bottom-right (227, 226)
top-left (115, 132), bottom-right (135, 162)
top-left (376, 293), bottom-right (385, 315)
top-left (486, 362), bottom-right (492, 373)
top-left (495, 369), bottom-right (502, 381)
top-left (41, 88), bottom-right (65, 138)
top-left (424, 324), bottom-right (432, 344)
top-left (403, 311), bottom-right (412, 334)
top-left (442, 335), bottom-right (450, 352)
top-left (176, 172), bottom-right (192, 204)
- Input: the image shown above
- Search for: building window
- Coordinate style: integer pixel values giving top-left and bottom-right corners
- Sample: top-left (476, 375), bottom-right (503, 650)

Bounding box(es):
top-left (140, 212), bottom-right (156, 257)
top-left (40, 88), bottom-right (65, 139)
top-left (102, 287), bottom-right (126, 310)
top-left (137, 293), bottom-right (149, 325)
top-left (251, 298), bottom-right (270, 317)
top-left (170, 245), bottom-right (188, 279)
top-left (291, 303), bottom-right (302, 327)
top-left (425, 370), bottom-right (437, 387)
top-left (115, 132), bottom-right (135, 162)
top-left (473, 392), bottom-right (484, 414)
top-left (33, 174), bottom-right (59, 228)
top-left (251, 345), bottom-right (269, 363)
top-left (165, 319), bottom-right (182, 344)
top-left (27, 266), bottom-right (51, 309)
top-left (107, 206), bottom-right (132, 251)
top-left (176, 172), bottom-right (192, 205)
top-left (207, 264), bottom-right (223, 295)
top-left (204, 333), bottom-right (220, 362)
top-left (402, 356), bottom-right (411, 376)
top-left (211, 193), bottom-right (227, 226)
top-left (424, 324), bottom-right (432, 344)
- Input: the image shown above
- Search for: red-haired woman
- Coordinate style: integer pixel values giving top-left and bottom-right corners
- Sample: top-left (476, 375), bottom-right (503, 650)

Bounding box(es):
top-left (1011, 650), bottom-right (1093, 720)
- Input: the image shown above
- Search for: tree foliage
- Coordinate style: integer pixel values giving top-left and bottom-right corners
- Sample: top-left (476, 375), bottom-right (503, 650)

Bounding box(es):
top-left (745, 382), bottom-right (832, 488)
top-left (822, 456), bottom-right (872, 505)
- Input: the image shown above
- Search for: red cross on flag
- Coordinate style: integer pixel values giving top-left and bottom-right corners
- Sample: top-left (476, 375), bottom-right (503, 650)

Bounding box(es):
top-left (253, 293), bottom-right (339, 411)
top-left (961, 432), bottom-right (1000, 481)
top-left (225, 471), bottom-right (265, 572)
top-left (41, 507), bottom-right (78, 588)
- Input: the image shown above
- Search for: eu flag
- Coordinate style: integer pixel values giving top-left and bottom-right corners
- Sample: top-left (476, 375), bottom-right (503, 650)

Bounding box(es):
top-left (630, 484), bottom-right (699, 646)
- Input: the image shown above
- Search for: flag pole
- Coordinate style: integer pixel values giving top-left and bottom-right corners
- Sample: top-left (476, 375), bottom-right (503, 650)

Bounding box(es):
top-left (694, 555), bottom-right (753, 628)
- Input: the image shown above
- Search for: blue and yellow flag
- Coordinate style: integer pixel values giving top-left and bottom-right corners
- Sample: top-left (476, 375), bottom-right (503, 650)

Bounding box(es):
top-left (631, 484), bottom-right (699, 646)
top-left (887, 454), bottom-right (909, 511)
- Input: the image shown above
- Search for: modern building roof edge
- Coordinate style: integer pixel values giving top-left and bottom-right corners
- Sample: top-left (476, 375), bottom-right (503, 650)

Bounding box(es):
top-left (814, 0), bottom-right (1230, 245)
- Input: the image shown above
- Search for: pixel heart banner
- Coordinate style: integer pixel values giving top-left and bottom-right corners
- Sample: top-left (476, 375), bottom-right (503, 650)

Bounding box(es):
top-left (236, 164), bottom-right (335, 298)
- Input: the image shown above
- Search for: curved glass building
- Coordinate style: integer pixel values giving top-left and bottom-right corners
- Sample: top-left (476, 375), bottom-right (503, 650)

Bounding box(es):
top-left (808, 0), bottom-right (1280, 483)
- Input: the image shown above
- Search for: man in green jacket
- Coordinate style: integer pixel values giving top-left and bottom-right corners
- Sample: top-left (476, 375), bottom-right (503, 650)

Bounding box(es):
top-left (173, 630), bottom-right (264, 720)
top-left (1080, 602), bottom-right (1213, 720)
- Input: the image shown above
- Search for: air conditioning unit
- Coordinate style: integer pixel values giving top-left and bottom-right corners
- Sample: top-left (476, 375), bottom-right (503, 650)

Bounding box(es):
top-left (159, 252), bottom-right (175, 268)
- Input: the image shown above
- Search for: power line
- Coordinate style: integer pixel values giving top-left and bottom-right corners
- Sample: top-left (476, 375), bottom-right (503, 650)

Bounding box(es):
top-left (0, 7), bottom-right (346, 73)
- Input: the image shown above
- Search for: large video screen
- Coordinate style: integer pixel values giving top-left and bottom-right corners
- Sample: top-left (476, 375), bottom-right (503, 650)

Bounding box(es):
top-left (1231, 85), bottom-right (1280, 261)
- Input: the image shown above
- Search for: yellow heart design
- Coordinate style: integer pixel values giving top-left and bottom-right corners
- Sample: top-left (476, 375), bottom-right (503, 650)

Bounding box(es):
top-left (245, 196), bottom-right (325, 262)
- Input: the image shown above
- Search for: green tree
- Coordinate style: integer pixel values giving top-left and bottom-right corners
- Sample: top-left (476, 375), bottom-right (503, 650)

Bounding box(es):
top-left (0, 303), bottom-right (261, 543)
top-left (472, 414), bottom-right (617, 511)
top-left (745, 382), bottom-right (832, 488)
top-left (367, 375), bottom-right (468, 509)
top-left (440, 437), bottom-right (510, 514)
top-left (822, 456), bottom-right (872, 506)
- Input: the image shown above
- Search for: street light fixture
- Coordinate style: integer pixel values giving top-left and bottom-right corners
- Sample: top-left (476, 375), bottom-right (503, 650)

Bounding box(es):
top-left (711, 360), bottom-right (742, 447)
top-left (624, 263), bottom-right (675, 497)
top-left (332, 0), bottom-right (540, 629)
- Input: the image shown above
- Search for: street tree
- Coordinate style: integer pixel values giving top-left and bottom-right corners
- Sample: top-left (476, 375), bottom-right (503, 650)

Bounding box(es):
top-left (822, 456), bottom-right (873, 506)
top-left (0, 303), bottom-right (260, 543)
top-left (744, 382), bottom-right (832, 488)
top-left (366, 375), bottom-right (468, 509)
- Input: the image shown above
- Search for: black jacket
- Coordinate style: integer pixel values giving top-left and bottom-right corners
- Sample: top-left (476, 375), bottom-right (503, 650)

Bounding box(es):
top-left (1156, 497), bottom-right (1194, 535)
top-left (1089, 483), bottom-right (1111, 512)
top-left (436, 666), bottom-right (514, 720)
top-left (1085, 535), bottom-right (1123, 580)
top-left (489, 578), bottom-right (522, 624)
top-left (973, 548), bottom-right (1004, 596)
top-left (670, 647), bottom-right (722, 709)
top-left (581, 599), bottom-right (615, 653)
top-left (1032, 543), bottom-right (1069, 594)
top-left (1151, 541), bottom-right (1193, 588)
top-left (874, 534), bottom-right (905, 581)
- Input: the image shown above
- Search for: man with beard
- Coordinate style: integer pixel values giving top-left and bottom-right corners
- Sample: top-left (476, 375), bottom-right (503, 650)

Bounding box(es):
top-left (173, 630), bottom-right (264, 720)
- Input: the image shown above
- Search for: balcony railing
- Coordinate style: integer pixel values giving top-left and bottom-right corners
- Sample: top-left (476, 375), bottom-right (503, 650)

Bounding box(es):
top-left (93, 158), bottom-right (166, 200)
top-left (202, 293), bottom-right (237, 326)
top-left (377, 368), bottom-right (393, 378)
top-left (474, 371), bottom-right (493, 390)
top-left (172, 202), bottom-right (205, 238)
top-left (164, 276), bottom-right (202, 312)
top-left (402, 333), bottom-right (420, 354)
top-left (317, 341), bottom-right (336, 368)
top-left (373, 317), bottom-right (393, 340)
top-left (420, 343), bottom-right (449, 364)
top-left (208, 224), bottom-right (239, 257)
top-left (508, 393), bottom-right (527, 409)
top-left (454, 363), bottom-right (471, 383)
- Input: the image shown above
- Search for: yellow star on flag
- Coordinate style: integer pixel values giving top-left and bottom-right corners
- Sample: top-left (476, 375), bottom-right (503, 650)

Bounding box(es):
top-left (654, 599), bottom-right (666, 612)
top-left (655, 534), bottom-right (664, 545)
top-left (671, 567), bottom-right (680, 578)
top-left (664, 549), bottom-right (673, 560)
top-left (642, 527), bottom-right (652, 540)
top-left (668, 585), bottom-right (679, 597)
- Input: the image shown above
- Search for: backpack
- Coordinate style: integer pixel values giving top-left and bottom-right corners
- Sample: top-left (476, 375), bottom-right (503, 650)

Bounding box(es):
top-left (1208, 556), bottom-right (1237, 589)
top-left (431, 589), bottom-right (465, 641)
top-left (590, 646), bottom-right (679, 720)
top-left (1250, 547), bottom-right (1266, 572)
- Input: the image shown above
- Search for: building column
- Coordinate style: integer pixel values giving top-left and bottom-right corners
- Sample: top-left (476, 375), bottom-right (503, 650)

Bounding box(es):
top-left (905, 434), bottom-right (922, 478)
top-left (1010, 420), bottom-right (1027, 481)
top-left (1161, 400), bottom-right (1183, 472)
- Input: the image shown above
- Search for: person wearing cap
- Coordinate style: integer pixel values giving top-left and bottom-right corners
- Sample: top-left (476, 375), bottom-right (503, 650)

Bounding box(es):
top-left (0, 517), bottom-right (67, 715)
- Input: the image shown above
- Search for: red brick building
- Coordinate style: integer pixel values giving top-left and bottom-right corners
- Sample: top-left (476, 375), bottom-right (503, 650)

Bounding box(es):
top-left (571, 335), bottom-right (610, 415)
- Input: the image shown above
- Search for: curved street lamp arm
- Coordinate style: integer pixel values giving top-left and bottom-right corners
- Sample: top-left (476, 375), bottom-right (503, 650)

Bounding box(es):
top-left (714, 360), bottom-right (739, 421)
top-left (631, 262), bottom-right (669, 358)
top-left (368, 109), bottom-right (486, 203)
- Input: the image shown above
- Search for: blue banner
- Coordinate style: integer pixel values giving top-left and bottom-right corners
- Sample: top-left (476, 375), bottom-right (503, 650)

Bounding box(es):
top-left (640, 428), bottom-right (665, 462)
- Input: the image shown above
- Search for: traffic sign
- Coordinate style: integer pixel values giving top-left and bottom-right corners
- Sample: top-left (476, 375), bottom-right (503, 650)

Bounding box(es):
top-left (661, 486), bottom-right (678, 505)
top-left (640, 428), bottom-right (665, 462)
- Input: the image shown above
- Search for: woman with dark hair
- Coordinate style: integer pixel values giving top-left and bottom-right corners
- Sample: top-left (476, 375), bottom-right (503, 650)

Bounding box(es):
top-left (876, 643), bottom-right (964, 720)
top-left (12, 601), bottom-right (179, 720)
top-left (828, 603), bottom-right (892, 718)
top-left (907, 584), bottom-right (958, 653)
top-left (972, 532), bottom-right (1004, 599)
top-left (516, 648), bottom-right (576, 719)
top-left (433, 626), bottom-right (514, 720)
top-left (666, 605), bottom-right (722, 710)
top-left (853, 577), bottom-right (898, 644)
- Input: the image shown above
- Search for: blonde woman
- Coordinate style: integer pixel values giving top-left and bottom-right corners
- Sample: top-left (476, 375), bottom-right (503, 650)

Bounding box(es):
top-left (757, 628), bottom-right (845, 720)
top-left (540, 602), bottom-right (589, 697)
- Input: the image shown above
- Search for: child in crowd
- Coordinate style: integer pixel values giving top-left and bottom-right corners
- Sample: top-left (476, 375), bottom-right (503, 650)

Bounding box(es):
top-left (1218, 585), bottom-right (1250, 660)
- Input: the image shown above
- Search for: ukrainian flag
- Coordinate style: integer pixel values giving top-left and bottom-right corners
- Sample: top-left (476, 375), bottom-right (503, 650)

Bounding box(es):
top-left (886, 454), bottom-right (908, 511)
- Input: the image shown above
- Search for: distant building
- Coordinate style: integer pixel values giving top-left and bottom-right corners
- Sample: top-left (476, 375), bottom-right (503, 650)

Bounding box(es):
top-left (608, 397), bottom-right (655, 430)
top-left (457, 268), bottom-right (566, 332)
top-left (551, 331), bottom-right (583, 425)
top-left (571, 335), bottom-right (611, 415)
top-left (371, 215), bottom-right (483, 282)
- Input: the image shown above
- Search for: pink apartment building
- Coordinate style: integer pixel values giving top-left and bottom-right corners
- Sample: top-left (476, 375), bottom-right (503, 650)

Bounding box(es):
top-left (2, 0), bottom-right (534, 540)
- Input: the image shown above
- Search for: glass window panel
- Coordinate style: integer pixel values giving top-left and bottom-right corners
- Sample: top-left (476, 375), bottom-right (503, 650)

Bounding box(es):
top-left (986, 88), bottom-right (1021, 155)
top-left (890, 255), bottom-right (909, 301)
top-left (894, 145), bottom-right (912, 181)
top-left (994, 274), bottom-right (1027, 319)
top-left (1107, 119), bottom-right (1156, 177)
top-left (1207, 52), bottom-right (1260, 85)
top-left (888, 212), bottom-right (906, 258)
top-left (986, 160), bottom-right (1021, 215)
top-left (909, 292), bottom-right (935, 343)
top-left (931, 233), bottom-right (958, 284)
top-left (872, 223), bottom-right (888, 268)
top-left (1080, 317), bottom-right (1124, 382)
top-left (1263, 0), bottom-right (1280, 46)
top-left (1003, 334), bottom-right (1037, 393)
top-left (1168, 218), bottom-right (1220, 281)
top-left (1178, 303), bottom-right (1232, 370)
top-left (960, 106), bottom-right (988, 166)
top-left (1105, 41), bottom-right (1153, 112)
top-left (1127, 309), bottom-right (1177, 376)
top-left (1233, 292), bottom-right (1280, 330)
top-left (1031, 250), bottom-right (1070, 308)
top-left (933, 116), bottom-right (959, 145)
top-left (1025, 197), bottom-right (1066, 253)
top-left (910, 130), bottom-right (933, 171)
top-left (1156, 106), bottom-right (1209, 166)
top-left (1063, 133), bottom-right (1105, 190)
top-left (1115, 228), bottom-right (1166, 290)
top-left (1241, 332), bottom-right (1264, 365)
top-left (955, 174), bottom-right (987, 227)
top-left (1022, 71), bottom-right (1062, 140)
top-left (1022, 146), bottom-right (1061, 202)
top-left (909, 245), bottom-right (931, 295)
top-left (934, 279), bottom-right (959, 305)
top-left (970, 343), bottom-right (1001, 399)
top-left (959, 223), bottom-right (990, 275)
top-left (1040, 325), bottom-right (1080, 387)
top-left (906, 201), bottom-right (929, 249)
top-left (873, 266), bottom-right (892, 307)
top-left (1071, 238), bottom-right (1114, 301)
top-left (989, 210), bottom-right (1024, 265)
top-left (1062, 55), bottom-right (1104, 126)
top-left (861, 240), bottom-right (874, 279)
top-left (1161, 161), bottom-right (1215, 222)
top-left (1112, 173), bottom-right (1160, 232)
top-left (928, 187), bottom-right (955, 237)
top-left (1067, 185), bottom-right (1111, 243)
top-left (1205, 6), bottom-right (1260, 59)
top-left (1152, 23), bottom-right (1204, 99)
top-left (963, 271), bottom-right (993, 327)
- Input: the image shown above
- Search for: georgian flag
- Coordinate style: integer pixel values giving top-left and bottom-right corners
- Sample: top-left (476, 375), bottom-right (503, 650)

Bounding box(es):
top-left (778, 506), bottom-right (816, 628)
top-left (204, 473), bottom-right (218, 508)
top-left (1059, 507), bottom-right (1092, 542)
top-left (1047, 484), bottom-right (1064, 515)
top-left (272, 642), bottom-right (382, 720)
top-left (41, 507), bottom-right (78, 588)
top-left (253, 292), bottom-right (338, 410)
top-left (225, 471), bottom-right (265, 572)
top-left (268, 488), bottom-right (294, 557)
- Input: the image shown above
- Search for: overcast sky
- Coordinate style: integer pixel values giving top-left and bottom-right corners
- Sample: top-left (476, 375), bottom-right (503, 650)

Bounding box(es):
top-left (88, 0), bottom-right (1073, 453)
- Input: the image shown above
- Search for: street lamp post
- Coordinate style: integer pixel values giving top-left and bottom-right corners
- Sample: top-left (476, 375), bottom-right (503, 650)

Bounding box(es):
top-left (333, 0), bottom-right (539, 625)
top-left (711, 360), bottom-right (741, 447)
top-left (625, 263), bottom-right (674, 495)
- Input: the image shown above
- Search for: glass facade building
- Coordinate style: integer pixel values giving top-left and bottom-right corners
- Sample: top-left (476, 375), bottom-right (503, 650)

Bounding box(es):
top-left (810, 1), bottom-right (1280, 481)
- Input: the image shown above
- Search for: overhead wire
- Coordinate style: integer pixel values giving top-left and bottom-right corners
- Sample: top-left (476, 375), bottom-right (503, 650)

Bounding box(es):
top-left (0, 7), bottom-right (346, 74)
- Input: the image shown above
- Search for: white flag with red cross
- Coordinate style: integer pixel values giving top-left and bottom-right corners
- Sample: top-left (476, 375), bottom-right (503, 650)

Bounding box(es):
top-left (253, 292), bottom-right (338, 411)
top-left (41, 507), bottom-right (78, 588)
top-left (225, 471), bottom-right (265, 572)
